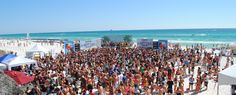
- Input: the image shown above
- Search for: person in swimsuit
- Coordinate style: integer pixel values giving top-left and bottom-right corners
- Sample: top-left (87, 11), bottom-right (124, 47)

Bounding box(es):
top-left (189, 75), bottom-right (194, 91)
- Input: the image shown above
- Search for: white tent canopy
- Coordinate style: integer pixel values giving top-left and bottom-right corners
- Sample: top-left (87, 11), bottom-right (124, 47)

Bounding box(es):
top-left (219, 64), bottom-right (236, 85)
top-left (27, 44), bottom-right (48, 53)
top-left (3, 57), bottom-right (37, 70)
top-left (26, 44), bottom-right (48, 58)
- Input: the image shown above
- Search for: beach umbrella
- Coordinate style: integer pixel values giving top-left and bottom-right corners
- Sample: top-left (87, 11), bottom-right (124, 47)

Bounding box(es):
top-left (4, 70), bottom-right (34, 85)
top-left (0, 54), bottom-right (16, 63)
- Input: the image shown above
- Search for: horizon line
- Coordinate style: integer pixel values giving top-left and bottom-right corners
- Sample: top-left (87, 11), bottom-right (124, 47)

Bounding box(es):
top-left (1, 27), bottom-right (236, 35)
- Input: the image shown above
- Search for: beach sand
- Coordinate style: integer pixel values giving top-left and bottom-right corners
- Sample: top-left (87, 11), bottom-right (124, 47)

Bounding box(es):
top-left (0, 39), bottom-right (63, 57)
top-left (0, 39), bottom-right (235, 95)
top-left (182, 56), bottom-right (236, 95)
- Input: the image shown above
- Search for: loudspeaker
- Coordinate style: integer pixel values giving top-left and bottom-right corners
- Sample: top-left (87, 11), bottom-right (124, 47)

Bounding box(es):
top-left (232, 85), bottom-right (236, 95)
top-left (75, 43), bottom-right (80, 52)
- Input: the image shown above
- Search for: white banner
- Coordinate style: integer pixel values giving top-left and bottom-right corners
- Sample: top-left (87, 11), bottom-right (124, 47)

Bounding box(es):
top-left (80, 39), bottom-right (101, 50)
top-left (137, 39), bottom-right (153, 48)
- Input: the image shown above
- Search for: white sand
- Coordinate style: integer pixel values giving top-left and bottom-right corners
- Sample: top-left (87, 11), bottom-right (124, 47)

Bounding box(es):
top-left (0, 39), bottom-right (63, 57)
top-left (1, 39), bottom-right (235, 95)
top-left (182, 56), bottom-right (235, 95)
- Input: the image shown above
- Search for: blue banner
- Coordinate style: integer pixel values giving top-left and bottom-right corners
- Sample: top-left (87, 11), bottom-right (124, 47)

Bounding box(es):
top-left (64, 40), bottom-right (75, 54)
top-left (157, 40), bottom-right (168, 50)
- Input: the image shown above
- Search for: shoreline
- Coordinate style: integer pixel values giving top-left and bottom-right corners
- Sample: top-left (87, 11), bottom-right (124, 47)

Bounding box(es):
top-left (1, 28), bottom-right (236, 35)
top-left (0, 39), bottom-right (234, 57)
top-left (0, 39), bottom-right (233, 57)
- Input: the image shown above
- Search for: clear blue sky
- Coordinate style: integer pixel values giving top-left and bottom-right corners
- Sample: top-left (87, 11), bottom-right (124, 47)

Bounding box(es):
top-left (0, 0), bottom-right (236, 34)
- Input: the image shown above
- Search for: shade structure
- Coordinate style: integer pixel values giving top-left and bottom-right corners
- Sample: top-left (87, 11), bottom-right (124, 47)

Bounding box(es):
top-left (219, 64), bottom-right (236, 85)
top-left (0, 54), bottom-right (16, 63)
top-left (3, 56), bottom-right (37, 70)
top-left (27, 44), bottom-right (48, 53)
top-left (4, 70), bottom-right (34, 85)
top-left (26, 44), bottom-right (48, 58)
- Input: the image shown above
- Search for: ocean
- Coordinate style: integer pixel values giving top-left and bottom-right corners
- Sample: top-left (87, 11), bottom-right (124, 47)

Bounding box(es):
top-left (1, 29), bottom-right (236, 47)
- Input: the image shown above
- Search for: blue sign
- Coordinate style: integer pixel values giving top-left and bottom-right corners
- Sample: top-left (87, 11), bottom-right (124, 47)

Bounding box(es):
top-left (157, 40), bottom-right (168, 50)
top-left (64, 40), bottom-right (75, 54)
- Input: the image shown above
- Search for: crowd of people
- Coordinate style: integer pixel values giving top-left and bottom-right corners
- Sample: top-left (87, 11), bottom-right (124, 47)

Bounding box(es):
top-left (18, 45), bottom-right (231, 95)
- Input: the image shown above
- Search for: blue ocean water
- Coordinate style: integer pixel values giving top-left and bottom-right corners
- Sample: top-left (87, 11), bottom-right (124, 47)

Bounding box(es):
top-left (0, 29), bottom-right (236, 46)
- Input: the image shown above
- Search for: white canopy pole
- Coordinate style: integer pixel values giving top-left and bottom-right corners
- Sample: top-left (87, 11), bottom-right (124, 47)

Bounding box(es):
top-left (217, 83), bottom-right (219, 95)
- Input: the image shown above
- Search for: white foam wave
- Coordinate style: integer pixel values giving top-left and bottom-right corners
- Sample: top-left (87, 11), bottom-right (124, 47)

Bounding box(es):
top-left (168, 40), bottom-right (234, 44)
top-left (134, 38), bottom-right (235, 44)
top-left (155, 34), bottom-right (207, 37)
top-left (193, 33), bottom-right (207, 36)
